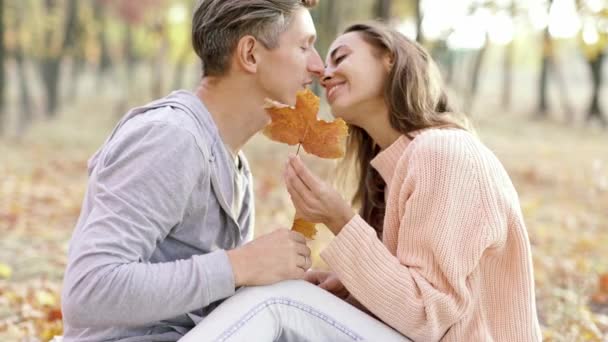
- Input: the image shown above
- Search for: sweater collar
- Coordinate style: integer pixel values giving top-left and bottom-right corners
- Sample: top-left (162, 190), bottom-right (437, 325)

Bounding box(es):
top-left (370, 131), bottom-right (421, 185)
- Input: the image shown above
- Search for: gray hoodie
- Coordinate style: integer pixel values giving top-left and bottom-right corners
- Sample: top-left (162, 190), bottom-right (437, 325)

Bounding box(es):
top-left (61, 91), bottom-right (254, 341)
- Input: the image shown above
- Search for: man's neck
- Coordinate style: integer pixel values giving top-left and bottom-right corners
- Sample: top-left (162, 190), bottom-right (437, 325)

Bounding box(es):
top-left (195, 76), bottom-right (270, 156)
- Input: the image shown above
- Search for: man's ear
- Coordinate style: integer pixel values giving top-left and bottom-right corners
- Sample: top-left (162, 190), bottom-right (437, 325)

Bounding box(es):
top-left (235, 35), bottom-right (260, 74)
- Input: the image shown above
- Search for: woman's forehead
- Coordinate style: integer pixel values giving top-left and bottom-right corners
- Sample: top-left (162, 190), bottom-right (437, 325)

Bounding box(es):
top-left (330, 32), bottom-right (361, 49)
top-left (326, 32), bottom-right (363, 60)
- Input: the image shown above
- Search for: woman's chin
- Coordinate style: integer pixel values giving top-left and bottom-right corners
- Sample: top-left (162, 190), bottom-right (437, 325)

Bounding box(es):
top-left (330, 110), bottom-right (351, 124)
top-left (329, 103), bottom-right (351, 121)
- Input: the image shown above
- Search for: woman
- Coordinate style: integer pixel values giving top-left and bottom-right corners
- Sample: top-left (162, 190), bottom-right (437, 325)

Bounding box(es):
top-left (181, 23), bottom-right (541, 341)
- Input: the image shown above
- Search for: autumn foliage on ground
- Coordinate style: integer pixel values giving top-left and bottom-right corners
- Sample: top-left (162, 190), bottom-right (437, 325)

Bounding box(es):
top-left (0, 98), bottom-right (607, 341)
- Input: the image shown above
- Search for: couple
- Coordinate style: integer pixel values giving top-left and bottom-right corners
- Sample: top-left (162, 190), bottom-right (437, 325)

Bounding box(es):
top-left (60, 0), bottom-right (542, 341)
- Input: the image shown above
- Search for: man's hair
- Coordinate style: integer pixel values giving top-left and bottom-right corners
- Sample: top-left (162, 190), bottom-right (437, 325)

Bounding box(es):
top-left (192, 0), bottom-right (318, 77)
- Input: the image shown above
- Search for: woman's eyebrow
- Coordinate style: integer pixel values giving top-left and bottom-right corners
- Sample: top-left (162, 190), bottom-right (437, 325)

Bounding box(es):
top-left (328, 45), bottom-right (346, 62)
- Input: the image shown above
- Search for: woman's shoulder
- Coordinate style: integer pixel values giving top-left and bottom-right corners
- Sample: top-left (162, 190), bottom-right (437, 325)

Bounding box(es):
top-left (407, 127), bottom-right (510, 184)
top-left (407, 128), bottom-right (481, 159)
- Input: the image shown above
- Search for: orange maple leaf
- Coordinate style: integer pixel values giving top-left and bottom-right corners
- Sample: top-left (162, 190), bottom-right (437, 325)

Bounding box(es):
top-left (291, 218), bottom-right (317, 240)
top-left (263, 89), bottom-right (348, 239)
top-left (263, 89), bottom-right (348, 159)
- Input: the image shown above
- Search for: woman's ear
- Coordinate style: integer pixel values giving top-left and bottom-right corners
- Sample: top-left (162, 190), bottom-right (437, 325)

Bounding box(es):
top-left (382, 52), bottom-right (395, 73)
top-left (234, 35), bottom-right (259, 74)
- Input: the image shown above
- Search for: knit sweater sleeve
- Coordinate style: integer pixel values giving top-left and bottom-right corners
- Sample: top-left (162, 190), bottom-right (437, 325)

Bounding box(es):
top-left (321, 135), bottom-right (497, 341)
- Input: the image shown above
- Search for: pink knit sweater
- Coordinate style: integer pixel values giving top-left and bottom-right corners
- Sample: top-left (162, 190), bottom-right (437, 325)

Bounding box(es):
top-left (321, 129), bottom-right (542, 341)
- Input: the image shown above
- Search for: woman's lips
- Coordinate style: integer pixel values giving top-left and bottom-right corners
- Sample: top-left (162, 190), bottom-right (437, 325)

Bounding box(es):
top-left (326, 82), bottom-right (346, 103)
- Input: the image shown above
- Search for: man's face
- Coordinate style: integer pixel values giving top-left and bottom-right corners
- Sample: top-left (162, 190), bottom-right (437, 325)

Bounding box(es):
top-left (256, 8), bottom-right (324, 106)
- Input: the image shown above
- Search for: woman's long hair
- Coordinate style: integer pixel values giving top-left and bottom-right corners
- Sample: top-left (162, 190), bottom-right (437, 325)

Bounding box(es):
top-left (339, 23), bottom-right (469, 238)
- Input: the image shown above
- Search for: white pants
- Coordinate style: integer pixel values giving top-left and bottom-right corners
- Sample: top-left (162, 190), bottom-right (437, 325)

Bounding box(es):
top-left (179, 280), bottom-right (410, 342)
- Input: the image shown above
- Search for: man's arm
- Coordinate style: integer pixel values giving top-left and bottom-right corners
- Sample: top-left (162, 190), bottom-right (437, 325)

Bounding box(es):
top-left (62, 121), bottom-right (235, 328)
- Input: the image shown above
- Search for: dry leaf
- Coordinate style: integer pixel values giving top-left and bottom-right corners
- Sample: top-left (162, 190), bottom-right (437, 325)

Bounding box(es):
top-left (599, 273), bottom-right (608, 293)
top-left (292, 218), bottom-right (317, 239)
top-left (47, 308), bottom-right (63, 322)
top-left (263, 89), bottom-right (348, 159)
top-left (591, 273), bottom-right (608, 305)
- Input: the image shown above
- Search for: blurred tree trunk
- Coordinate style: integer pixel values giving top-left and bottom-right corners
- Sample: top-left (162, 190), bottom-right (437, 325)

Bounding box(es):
top-left (502, 43), bottom-right (514, 109)
top-left (40, 0), bottom-right (78, 118)
top-left (465, 34), bottom-right (489, 112)
top-left (553, 58), bottom-right (573, 121)
top-left (94, 0), bottom-right (112, 89)
top-left (538, 43), bottom-right (550, 116)
top-left (15, 45), bottom-right (32, 137)
top-left (536, 0), bottom-right (572, 121)
top-left (173, 0), bottom-right (197, 90)
top-left (311, 0), bottom-right (340, 95)
top-left (151, 21), bottom-right (168, 99)
top-left (502, 0), bottom-right (516, 109)
top-left (537, 29), bottom-right (573, 120)
top-left (315, 0), bottom-right (340, 57)
top-left (0, 0), bottom-right (5, 136)
top-left (414, 0), bottom-right (423, 43)
top-left (68, 11), bottom-right (85, 102)
top-left (587, 51), bottom-right (606, 125)
top-left (69, 50), bottom-right (85, 101)
top-left (172, 48), bottom-right (190, 90)
top-left (375, 0), bottom-right (392, 21)
top-left (537, 0), bottom-right (553, 118)
top-left (11, 1), bottom-right (33, 137)
top-left (116, 24), bottom-right (137, 115)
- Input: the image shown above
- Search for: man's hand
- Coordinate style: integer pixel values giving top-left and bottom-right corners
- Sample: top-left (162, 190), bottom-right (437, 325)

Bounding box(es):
top-left (227, 229), bottom-right (312, 287)
top-left (304, 271), bottom-right (349, 299)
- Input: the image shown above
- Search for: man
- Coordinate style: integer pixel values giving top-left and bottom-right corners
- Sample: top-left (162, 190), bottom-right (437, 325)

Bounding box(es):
top-left (61, 1), bottom-right (323, 341)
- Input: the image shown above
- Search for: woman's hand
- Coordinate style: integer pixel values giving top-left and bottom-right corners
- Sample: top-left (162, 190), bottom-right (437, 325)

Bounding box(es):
top-left (284, 156), bottom-right (355, 235)
top-left (304, 271), bottom-right (349, 299)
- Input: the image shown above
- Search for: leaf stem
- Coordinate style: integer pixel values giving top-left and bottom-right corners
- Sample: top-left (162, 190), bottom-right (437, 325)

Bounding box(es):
top-left (297, 124), bottom-right (309, 157)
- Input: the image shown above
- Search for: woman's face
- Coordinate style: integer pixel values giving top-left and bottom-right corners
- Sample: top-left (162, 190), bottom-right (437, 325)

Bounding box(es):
top-left (322, 32), bottom-right (390, 126)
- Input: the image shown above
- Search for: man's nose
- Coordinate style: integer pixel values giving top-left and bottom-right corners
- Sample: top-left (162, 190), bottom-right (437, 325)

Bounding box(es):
top-left (308, 48), bottom-right (324, 77)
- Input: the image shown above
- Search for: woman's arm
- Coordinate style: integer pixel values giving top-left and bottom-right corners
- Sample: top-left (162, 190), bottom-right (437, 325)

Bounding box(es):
top-left (286, 136), bottom-right (500, 341)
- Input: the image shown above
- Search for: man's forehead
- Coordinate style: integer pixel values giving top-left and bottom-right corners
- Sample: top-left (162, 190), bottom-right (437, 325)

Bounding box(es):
top-left (286, 7), bottom-right (316, 39)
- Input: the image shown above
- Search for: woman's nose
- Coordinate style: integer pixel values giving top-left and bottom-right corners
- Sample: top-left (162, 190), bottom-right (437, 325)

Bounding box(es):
top-left (321, 68), bottom-right (333, 87)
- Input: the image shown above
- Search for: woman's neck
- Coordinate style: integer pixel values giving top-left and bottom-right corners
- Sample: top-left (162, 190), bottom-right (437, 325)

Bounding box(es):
top-left (358, 110), bottom-right (402, 150)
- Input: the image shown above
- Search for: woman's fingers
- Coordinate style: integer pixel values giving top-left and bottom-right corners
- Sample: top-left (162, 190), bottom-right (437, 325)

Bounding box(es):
top-left (304, 271), bottom-right (329, 285)
top-left (320, 275), bottom-right (349, 298)
top-left (304, 271), bottom-right (321, 284)
top-left (319, 275), bottom-right (342, 291)
top-left (285, 163), bottom-right (313, 207)
top-left (289, 156), bottom-right (321, 193)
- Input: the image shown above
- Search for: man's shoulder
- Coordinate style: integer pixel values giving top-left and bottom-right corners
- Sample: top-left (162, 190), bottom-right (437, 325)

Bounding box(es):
top-left (128, 106), bottom-right (200, 136)
top-left (115, 105), bottom-right (211, 157)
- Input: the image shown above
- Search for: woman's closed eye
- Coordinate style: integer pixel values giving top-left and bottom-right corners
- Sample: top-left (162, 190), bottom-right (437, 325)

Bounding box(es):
top-left (334, 54), bottom-right (347, 65)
